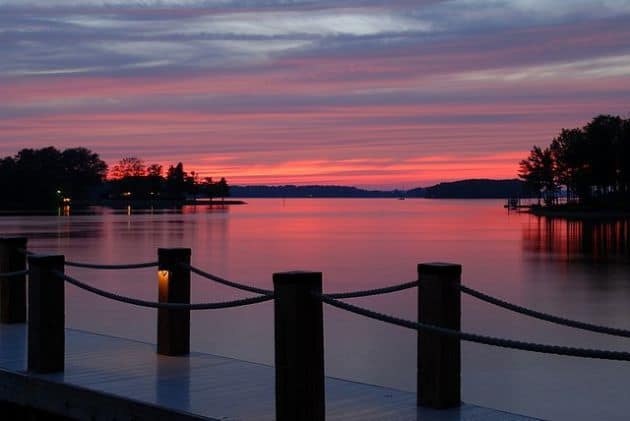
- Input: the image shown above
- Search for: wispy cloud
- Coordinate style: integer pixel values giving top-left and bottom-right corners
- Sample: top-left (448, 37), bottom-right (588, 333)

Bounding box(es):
top-left (1, 0), bottom-right (630, 186)
top-left (458, 54), bottom-right (630, 82)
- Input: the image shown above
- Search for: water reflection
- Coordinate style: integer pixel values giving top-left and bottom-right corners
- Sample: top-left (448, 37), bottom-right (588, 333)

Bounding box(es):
top-left (2, 200), bottom-right (630, 420)
top-left (523, 216), bottom-right (630, 263)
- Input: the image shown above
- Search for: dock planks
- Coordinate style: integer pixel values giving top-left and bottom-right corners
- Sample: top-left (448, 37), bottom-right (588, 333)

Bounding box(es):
top-left (0, 324), bottom-right (533, 420)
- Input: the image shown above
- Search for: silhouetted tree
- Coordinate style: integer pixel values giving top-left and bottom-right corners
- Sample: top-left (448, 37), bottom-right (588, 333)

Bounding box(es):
top-left (620, 118), bottom-right (630, 194)
top-left (185, 171), bottom-right (201, 200)
top-left (550, 128), bottom-right (589, 202)
top-left (146, 164), bottom-right (164, 196)
top-left (0, 146), bottom-right (107, 208)
top-left (110, 157), bottom-right (146, 179)
top-left (584, 115), bottom-right (622, 196)
top-left (165, 162), bottom-right (187, 199)
top-left (519, 146), bottom-right (557, 205)
top-left (201, 177), bottom-right (214, 200)
top-left (147, 164), bottom-right (163, 177)
top-left (519, 114), bottom-right (630, 207)
top-left (217, 177), bottom-right (229, 201)
top-left (61, 148), bottom-right (108, 200)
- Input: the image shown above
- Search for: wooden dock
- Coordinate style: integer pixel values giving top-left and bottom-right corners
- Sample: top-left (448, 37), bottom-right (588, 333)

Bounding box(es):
top-left (4, 238), bottom-right (630, 420)
top-left (0, 324), bottom-right (533, 420)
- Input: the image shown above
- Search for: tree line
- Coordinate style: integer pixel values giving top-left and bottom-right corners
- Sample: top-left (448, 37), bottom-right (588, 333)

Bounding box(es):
top-left (519, 114), bottom-right (630, 207)
top-left (107, 157), bottom-right (229, 201)
top-left (0, 147), bottom-right (107, 208)
top-left (0, 147), bottom-right (229, 209)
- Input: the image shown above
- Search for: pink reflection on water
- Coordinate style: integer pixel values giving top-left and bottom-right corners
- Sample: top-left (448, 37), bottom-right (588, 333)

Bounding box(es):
top-left (2, 200), bottom-right (630, 420)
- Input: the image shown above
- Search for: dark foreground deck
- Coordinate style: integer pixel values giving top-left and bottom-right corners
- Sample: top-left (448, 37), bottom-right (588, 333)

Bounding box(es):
top-left (0, 324), bottom-right (533, 421)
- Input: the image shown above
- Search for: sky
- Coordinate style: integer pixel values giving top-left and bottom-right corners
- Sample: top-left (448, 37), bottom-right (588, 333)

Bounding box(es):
top-left (1, 0), bottom-right (630, 188)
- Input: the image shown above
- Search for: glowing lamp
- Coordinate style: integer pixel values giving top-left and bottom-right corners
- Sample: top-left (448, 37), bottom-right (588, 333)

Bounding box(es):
top-left (158, 270), bottom-right (170, 302)
top-left (157, 248), bottom-right (191, 356)
top-left (158, 270), bottom-right (169, 285)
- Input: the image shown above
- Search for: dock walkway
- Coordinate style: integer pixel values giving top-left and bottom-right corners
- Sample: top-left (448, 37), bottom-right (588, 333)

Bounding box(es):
top-left (0, 324), bottom-right (532, 420)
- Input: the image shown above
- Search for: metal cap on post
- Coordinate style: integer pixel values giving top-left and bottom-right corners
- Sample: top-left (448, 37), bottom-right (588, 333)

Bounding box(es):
top-left (0, 237), bottom-right (27, 324)
top-left (417, 262), bottom-right (462, 409)
top-left (28, 254), bottom-right (65, 373)
top-left (273, 271), bottom-right (325, 421)
top-left (157, 248), bottom-right (191, 356)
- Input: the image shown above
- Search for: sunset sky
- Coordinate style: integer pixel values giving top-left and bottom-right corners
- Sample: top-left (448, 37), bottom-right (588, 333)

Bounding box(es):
top-left (1, 1), bottom-right (629, 188)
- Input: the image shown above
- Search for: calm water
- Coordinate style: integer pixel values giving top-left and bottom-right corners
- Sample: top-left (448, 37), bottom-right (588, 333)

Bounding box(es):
top-left (2, 199), bottom-right (630, 420)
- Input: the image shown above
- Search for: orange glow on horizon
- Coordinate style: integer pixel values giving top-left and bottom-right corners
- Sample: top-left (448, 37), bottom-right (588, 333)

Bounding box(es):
top-left (121, 151), bottom-right (524, 188)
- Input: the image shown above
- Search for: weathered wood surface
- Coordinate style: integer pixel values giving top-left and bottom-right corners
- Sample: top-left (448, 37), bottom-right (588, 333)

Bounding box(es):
top-left (0, 324), bottom-right (534, 420)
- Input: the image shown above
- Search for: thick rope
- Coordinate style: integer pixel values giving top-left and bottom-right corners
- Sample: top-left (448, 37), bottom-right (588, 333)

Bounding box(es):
top-left (182, 263), bottom-right (273, 296)
top-left (0, 270), bottom-right (29, 279)
top-left (415, 278), bottom-right (630, 339)
top-left (54, 271), bottom-right (274, 310)
top-left (460, 284), bottom-right (630, 339)
top-left (326, 280), bottom-right (418, 299)
top-left (18, 248), bottom-right (157, 269)
top-left (317, 293), bottom-right (630, 361)
top-left (65, 260), bottom-right (159, 270)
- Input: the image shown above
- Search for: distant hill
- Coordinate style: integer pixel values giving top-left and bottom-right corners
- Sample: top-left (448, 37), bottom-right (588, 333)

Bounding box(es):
top-left (413, 179), bottom-right (528, 199)
top-left (230, 185), bottom-right (403, 198)
top-left (230, 179), bottom-right (528, 198)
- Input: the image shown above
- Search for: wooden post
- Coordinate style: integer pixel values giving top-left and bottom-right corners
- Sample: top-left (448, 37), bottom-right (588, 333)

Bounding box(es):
top-left (0, 237), bottom-right (27, 324)
top-left (157, 248), bottom-right (191, 356)
top-left (273, 271), bottom-right (325, 421)
top-left (28, 254), bottom-right (65, 373)
top-left (417, 262), bottom-right (462, 409)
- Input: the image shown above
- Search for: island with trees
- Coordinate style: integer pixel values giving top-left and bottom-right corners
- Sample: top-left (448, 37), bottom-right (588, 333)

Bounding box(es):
top-left (105, 157), bottom-right (233, 206)
top-left (0, 147), bottom-right (235, 210)
top-left (518, 114), bottom-right (630, 216)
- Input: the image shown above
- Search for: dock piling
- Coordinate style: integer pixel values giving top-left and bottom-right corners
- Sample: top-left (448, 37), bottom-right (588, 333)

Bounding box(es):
top-left (28, 254), bottom-right (65, 373)
top-left (0, 237), bottom-right (27, 324)
top-left (273, 271), bottom-right (325, 421)
top-left (157, 248), bottom-right (191, 356)
top-left (417, 262), bottom-right (462, 409)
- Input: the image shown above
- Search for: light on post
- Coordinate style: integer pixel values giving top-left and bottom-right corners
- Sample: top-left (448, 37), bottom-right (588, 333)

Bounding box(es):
top-left (158, 270), bottom-right (170, 300)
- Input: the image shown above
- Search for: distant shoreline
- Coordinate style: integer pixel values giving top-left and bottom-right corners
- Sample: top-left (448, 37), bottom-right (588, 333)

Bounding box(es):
top-left (0, 199), bottom-right (247, 215)
top-left (101, 199), bottom-right (246, 207)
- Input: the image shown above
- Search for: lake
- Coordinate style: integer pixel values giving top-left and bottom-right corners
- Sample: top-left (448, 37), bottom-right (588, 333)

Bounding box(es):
top-left (1, 199), bottom-right (629, 420)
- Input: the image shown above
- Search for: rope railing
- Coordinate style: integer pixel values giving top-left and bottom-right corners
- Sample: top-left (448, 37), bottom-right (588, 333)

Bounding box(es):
top-left (325, 280), bottom-right (418, 299)
top-left (0, 269), bottom-right (29, 279)
top-left (460, 284), bottom-right (630, 339)
top-left (65, 260), bottom-right (159, 270)
top-left (18, 247), bottom-right (158, 270)
top-left (54, 271), bottom-right (274, 310)
top-left (10, 241), bottom-right (630, 363)
top-left (181, 263), bottom-right (273, 296)
top-left (316, 292), bottom-right (630, 361)
top-left (13, 246), bottom-right (630, 343)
